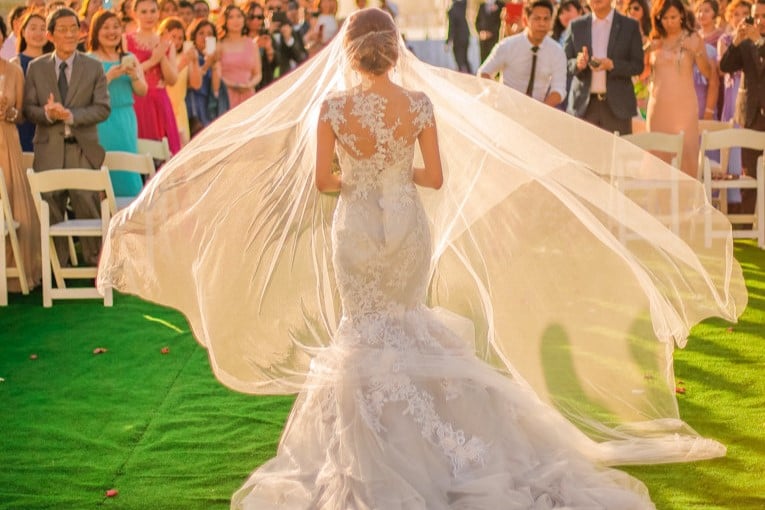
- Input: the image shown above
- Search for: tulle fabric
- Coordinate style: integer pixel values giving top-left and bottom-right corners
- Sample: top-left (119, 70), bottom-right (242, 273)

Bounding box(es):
top-left (97, 19), bottom-right (747, 467)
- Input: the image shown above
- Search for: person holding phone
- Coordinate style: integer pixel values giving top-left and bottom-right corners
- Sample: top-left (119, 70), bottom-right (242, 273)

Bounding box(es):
top-left (89, 9), bottom-right (148, 197)
top-left (720, 0), bottom-right (765, 221)
top-left (126, 0), bottom-right (181, 155)
top-left (185, 17), bottom-right (223, 136)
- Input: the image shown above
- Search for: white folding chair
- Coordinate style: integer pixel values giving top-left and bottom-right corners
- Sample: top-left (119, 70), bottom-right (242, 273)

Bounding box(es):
top-left (615, 132), bottom-right (684, 237)
top-left (22, 151), bottom-right (81, 266)
top-left (22, 152), bottom-right (34, 172)
top-left (698, 128), bottom-right (765, 248)
top-left (0, 167), bottom-right (30, 306)
top-left (137, 137), bottom-right (172, 164)
top-left (103, 151), bottom-right (156, 210)
top-left (26, 166), bottom-right (117, 307)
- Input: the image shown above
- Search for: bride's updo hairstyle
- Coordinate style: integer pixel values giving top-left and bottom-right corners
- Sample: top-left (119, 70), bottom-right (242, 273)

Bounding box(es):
top-left (343, 8), bottom-right (399, 75)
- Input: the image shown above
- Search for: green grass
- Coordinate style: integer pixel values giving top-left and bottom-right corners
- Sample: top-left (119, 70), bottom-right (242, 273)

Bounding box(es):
top-left (0, 241), bottom-right (762, 509)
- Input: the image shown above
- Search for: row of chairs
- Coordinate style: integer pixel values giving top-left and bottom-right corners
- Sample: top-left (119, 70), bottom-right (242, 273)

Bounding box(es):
top-left (1, 138), bottom-right (172, 307)
top-left (621, 122), bottom-right (765, 249)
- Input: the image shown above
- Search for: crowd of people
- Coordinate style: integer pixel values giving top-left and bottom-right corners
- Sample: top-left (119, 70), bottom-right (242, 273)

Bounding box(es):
top-left (0, 0), bottom-right (388, 295)
top-left (0, 0), bottom-right (762, 298)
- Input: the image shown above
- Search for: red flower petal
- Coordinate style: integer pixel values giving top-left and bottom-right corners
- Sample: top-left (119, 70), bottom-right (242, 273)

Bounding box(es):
top-left (93, 348), bottom-right (108, 355)
top-left (726, 327), bottom-right (734, 333)
top-left (675, 387), bottom-right (686, 394)
top-left (160, 347), bottom-right (170, 355)
top-left (105, 489), bottom-right (118, 497)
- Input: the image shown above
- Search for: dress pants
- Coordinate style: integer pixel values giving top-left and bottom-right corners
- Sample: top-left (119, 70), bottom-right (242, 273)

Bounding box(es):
top-left (583, 94), bottom-right (632, 135)
top-left (40, 141), bottom-right (102, 267)
top-left (740, 108), bottom-right (765, 217)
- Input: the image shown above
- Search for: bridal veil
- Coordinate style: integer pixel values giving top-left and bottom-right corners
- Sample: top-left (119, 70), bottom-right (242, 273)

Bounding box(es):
top-left (97, 19), bottom-right (747, 466)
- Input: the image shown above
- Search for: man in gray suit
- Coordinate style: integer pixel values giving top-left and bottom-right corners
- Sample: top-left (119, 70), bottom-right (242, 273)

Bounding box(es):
top-left (23, 8), bottom-right (110, 266)
top-left (564, 0), bottom-right (643, 134)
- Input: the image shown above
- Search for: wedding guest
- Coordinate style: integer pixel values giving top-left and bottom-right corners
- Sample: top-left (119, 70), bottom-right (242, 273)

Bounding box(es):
top-left (177, 0), bottom-right (194, 27)
top-left (161, 15), bottom-right (194, 145)
top-left (159, 0), bottom-right (178, 21)
top-left (23, 7), bottom-right (110, 266)
top-left (565, 0), bottom-right (644, 134)
top-left (185, 17), bottom-right (222, 136)
top-left (126, 0), bottom-right (181, 154)
top-left (88, 9), bottom-right (148, 196)
top-left (717, 0), bottom-right (751, 201)
top-left (475, 0), bottom-right (505, 64)
top-left (479, 0), bottom-right (567, 107)
top-left (1, 6), bottom-right (28, 60)
top-left (624, 0), bottom-right (652, 118)
top-left (447, 0), bottom-right (471, 73)
top-left (218, 4), bottom-right (260, 108)
top-left (192, 0), bottom-right (209, 20)
top-left (695, 0), bottom-right (722, 120)
top-left (10, 11), bottom-right (53, 152)
top-left (645, 0), bottom-right (712, 176)
top-left (0, 16), bottom-right (41, 291)
top-left (552, 0), bottom-right (583, 45)
top-left (720, 0), bottom-right (765, 218)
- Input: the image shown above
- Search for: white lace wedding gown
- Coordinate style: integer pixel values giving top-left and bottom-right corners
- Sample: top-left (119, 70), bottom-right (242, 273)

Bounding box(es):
top-left (230, 87), bottom-right (654, 509)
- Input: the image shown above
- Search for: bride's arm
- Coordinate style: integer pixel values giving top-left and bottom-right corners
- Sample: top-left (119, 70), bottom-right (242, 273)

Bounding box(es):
top-left (316, 114), bottom-right (341, 193)
top-left (413, 123), bottom-right (443, 190)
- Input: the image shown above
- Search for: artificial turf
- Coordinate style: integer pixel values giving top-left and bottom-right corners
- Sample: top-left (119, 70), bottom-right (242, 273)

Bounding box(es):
top-left (0, 240), bottom-right (762, 509)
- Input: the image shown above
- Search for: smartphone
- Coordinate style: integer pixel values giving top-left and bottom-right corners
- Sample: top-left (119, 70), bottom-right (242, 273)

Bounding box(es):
top-left (744, 15), bottom-right (755, 25)
top-left (182, 40), bottom-right (194, 53)
top-left (588, 57), bottom-right (601, 69)
top-left (120, 54), bottom-right (137, 69)
top-left (204, 36), bottom-right (216, 55)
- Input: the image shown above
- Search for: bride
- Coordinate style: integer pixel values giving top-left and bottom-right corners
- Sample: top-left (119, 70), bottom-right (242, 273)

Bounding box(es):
top-left (98, 7), bottom-right (747, 509)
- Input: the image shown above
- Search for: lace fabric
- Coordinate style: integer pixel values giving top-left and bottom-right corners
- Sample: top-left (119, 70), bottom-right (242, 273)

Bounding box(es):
top-left (97, 12), bottom-right (746, 480)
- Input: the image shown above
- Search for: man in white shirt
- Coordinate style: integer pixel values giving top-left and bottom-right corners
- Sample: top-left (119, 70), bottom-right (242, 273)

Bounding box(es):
top-left (478, 0), bottom-right (566, 106)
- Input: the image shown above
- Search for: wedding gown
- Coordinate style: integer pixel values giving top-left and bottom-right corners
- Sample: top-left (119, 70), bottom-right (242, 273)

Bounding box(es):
top-left (97, 21), bottom-right (747, 510)
top-left (227, 86), bottom-right (656, 509)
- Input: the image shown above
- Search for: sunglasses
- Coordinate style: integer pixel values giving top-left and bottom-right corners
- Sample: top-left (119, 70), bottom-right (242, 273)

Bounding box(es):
top-left (248, 14), bottom-right (265, 19)
top-left (629, 4), bottom-right (642, 11)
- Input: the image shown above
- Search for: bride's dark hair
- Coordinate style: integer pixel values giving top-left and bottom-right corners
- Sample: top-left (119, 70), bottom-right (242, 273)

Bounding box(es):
top-left (343, 8), bottom-right (399, 75)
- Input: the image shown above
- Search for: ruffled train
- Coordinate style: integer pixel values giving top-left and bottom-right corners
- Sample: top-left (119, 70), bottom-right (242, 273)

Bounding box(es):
top-left (232, 306), bottom-right (655, 509)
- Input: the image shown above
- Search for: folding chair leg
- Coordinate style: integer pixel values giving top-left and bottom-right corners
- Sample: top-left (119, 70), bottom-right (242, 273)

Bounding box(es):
top-left (8, 228), bottom-right (29, 295)
top-left (1, 216), bottom-right (7, 307)
top-left (40, 215), bottom-right (52, 309)
top-left (49, 240), bottom-right (66, 289)
top-left (68, 236), bottom-right (78, 266)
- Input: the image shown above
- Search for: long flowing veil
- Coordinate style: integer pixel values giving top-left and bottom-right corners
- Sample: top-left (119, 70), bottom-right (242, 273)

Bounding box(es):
top-left (97, 20), bottom-right (747, 466)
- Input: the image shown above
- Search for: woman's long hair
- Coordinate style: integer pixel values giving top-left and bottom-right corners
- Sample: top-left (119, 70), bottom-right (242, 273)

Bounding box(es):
top-left (626, 0), bottom-right (652, 37)
top-left (552, 0), bottom-right (582, 42)
top-left (218, 5), bottom-right (247, 39)
top-left (17, 11), bottom-right (54, 54)
top-left (650, 0), bottom-right (695, 38)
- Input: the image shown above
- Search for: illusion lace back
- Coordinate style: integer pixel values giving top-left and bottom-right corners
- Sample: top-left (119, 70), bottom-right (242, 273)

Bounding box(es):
top-left (230, 88), bottom-right (655, 509)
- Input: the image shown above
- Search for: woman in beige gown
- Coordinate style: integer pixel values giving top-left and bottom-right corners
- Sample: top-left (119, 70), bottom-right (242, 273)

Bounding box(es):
top-left (646, 0), bottom-right (711, 177)
top-left (0, 45), bottom-right (41, 292)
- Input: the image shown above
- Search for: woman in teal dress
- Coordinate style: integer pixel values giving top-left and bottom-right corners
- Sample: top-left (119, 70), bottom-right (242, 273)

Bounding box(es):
top-left (88, 9), bottom-right (148, 197)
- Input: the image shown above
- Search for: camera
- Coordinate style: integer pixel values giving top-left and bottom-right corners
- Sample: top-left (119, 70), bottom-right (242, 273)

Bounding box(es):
top-left (744, 15), bottom-right (755, 25)
top-left (258, 27), bottom-right (270, 36)
top-left (588, 58), bottom-right (601, 69)
top-left (271, 11), bottom-right (289, 25)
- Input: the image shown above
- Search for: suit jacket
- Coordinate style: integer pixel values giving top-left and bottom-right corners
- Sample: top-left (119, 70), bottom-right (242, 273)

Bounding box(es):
top-left (23, 51), bottom-right (110, 171)
top-left (447, 1), bottom-right (470, 45)
top-left (475, 1), bottom-right (505, 33)
top-left (719, 40), bottom-right (765, 128)
top-left (564, 11), bottom-right (644, 120)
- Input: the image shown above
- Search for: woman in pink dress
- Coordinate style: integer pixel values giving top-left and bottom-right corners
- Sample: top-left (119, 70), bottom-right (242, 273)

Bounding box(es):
top-left (218, 5), bottom-right (261, 109)
top-left (126, 0), bottom-right (181, 154)
top-left (645, 0), bottom-right (712, 177)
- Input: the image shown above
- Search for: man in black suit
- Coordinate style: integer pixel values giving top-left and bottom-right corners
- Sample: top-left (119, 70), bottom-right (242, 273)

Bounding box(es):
top-left (564, 0), bottom-right (643, 134)
top-left (448, 0), bottom-right (471, 73)
top-left (475, 0), bottom-right (505, 64)
top-left (720, 0), bottom-right (765, 217)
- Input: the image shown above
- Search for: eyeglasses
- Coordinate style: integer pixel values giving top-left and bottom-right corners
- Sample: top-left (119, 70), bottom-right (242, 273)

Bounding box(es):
top-left (53, 26), bottom-right (80, 35)
top-left (248, 14), bottom-right (265, 20)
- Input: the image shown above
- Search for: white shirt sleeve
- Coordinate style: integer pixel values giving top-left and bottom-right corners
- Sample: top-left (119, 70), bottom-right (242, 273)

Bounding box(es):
top-left (549, 44), bottom-right (568, 100)
top-left (477, 41), bottom-right (504, 77)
